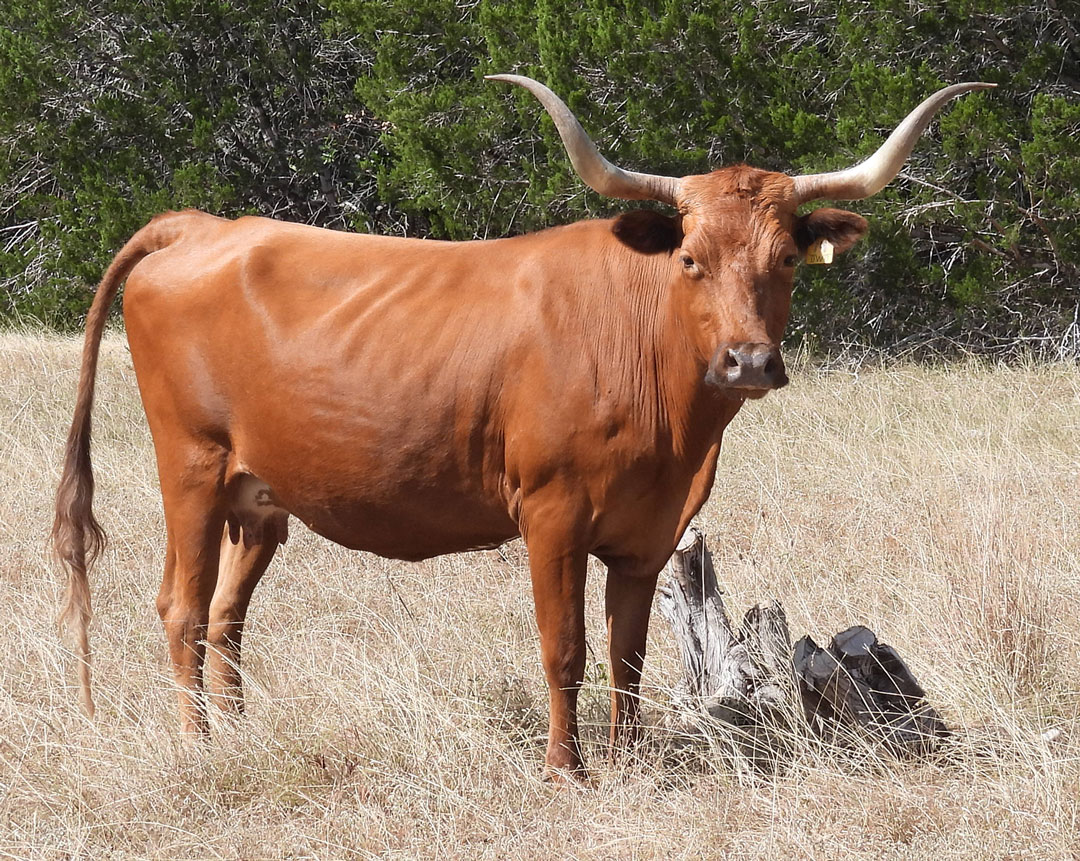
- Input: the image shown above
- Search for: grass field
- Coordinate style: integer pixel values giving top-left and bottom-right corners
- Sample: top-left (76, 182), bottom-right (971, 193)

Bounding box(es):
top-left (1, 331), bottom-right (1077, 859)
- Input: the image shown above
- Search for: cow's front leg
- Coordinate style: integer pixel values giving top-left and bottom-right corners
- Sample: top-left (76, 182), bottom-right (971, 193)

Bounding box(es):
top-left (605, 564), bottom-right (659, 755)
top-left (525, 533), bottom-right (589, 782)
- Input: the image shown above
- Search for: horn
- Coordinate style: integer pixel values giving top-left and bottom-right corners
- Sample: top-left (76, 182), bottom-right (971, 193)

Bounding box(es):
top-left (486, 74), bottom-right (681, 206)
top-left (792, 82), bottom-right (997, 204)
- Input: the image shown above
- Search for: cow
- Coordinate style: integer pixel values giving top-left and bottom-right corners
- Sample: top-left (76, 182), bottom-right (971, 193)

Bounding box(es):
top-left (53, 75), bottom-right (992, 782)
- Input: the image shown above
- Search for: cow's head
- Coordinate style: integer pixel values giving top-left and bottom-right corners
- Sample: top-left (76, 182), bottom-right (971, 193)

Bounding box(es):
top-left (488, 75), bottom-right (993, 398)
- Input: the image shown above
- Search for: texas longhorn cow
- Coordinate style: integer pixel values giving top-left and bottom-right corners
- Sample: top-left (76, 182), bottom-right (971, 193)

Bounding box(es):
top-left (54, 75), bottom-right (992, 780)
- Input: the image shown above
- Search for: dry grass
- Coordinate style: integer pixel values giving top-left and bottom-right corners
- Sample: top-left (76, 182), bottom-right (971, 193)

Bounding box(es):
top-left (1, 330), bottom-right (1078, 859)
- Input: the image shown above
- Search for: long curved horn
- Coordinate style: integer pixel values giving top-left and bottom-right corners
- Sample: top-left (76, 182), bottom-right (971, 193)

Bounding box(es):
top-left (793, 82), bottom-right (996, 204)
top-left (486, 74), bottom-right (681, 206)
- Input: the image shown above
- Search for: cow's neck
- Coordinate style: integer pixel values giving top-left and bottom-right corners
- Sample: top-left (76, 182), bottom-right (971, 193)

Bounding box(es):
top-left (655, 290), bottom-right (743, 462)
top-left (599, 252), bottom-right (741, 467)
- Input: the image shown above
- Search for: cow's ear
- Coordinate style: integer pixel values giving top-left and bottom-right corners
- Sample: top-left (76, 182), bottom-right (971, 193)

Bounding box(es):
top-left (795, 208), bottom-right (868, 256)
top-left (612, 210), bottom-right (683, 255)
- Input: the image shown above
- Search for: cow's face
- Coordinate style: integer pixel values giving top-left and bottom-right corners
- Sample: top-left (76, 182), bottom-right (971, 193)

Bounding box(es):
top-left (672, 168), bottom-right (866, 398)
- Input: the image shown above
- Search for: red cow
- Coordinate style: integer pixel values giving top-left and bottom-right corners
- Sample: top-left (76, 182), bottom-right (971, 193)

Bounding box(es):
top-left (54, 75), bottom-right (992, 780)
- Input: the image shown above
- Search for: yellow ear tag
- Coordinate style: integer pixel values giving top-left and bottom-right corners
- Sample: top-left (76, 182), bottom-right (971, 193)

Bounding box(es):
top-left (805, 238), bottom-right (834, 265)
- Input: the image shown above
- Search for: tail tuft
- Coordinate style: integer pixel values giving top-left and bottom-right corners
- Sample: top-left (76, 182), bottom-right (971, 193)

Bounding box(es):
top-left (53, 417), bottom-right (106, 717)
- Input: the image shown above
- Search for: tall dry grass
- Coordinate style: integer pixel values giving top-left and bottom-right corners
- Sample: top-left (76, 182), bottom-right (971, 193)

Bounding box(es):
top-left (1, 331), bottom-right (1077, 859)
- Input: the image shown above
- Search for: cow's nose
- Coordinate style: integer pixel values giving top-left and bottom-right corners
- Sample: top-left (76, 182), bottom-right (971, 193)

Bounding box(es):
top-left (705, 343), bottom-right (788, 393)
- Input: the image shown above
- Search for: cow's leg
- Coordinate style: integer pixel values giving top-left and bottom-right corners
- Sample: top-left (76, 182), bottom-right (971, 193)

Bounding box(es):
top-left (154, 446), bottom-right (228, 735)
top-left (525, 534), bottom-right (589, 781)
top-left (605, 564), bottom-right (659, 754)
top-left (205, 525), bottom-right (278, 713)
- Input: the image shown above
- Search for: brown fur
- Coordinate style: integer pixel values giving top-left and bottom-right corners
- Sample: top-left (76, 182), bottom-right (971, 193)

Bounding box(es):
top-left (53, 169), bottom-right (867, 780)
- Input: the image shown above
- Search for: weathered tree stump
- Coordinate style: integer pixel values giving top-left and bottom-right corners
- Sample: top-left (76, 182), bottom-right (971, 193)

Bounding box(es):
top-left (658, 527), bottom-right (950, 762)
top-left (794, 627), bottom-right (949, 757)
top-left (656, 528), bottom-right (798, 769)
top-left (657, 527), bottom-right (795, 726)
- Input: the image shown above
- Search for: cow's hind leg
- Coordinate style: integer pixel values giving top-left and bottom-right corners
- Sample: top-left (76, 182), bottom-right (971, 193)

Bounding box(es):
top-left (206, 521), bottom-right (279, 713)
top-left (154, 445), bottom-right (229, 735)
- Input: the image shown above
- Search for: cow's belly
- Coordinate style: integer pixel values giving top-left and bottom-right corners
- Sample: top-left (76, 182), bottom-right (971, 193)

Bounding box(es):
top-left (229, 470), bottom-right (519, 560)
top-left (284, 489), bottom-right (520, 560)
top-left (206, 341), bottom-right (520, 558)
top-left (226, 425), bottom-right (519, 561)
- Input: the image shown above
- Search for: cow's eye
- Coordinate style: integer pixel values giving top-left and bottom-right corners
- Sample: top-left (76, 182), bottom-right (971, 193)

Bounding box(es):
top-left (677, 251), bottom-right (703, 279)
top-left (783, 254), bottom-right (798, 268)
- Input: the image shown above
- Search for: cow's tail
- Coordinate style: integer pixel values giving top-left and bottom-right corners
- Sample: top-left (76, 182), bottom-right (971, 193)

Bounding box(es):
top-left (52, 214), bottom-right (182, 718)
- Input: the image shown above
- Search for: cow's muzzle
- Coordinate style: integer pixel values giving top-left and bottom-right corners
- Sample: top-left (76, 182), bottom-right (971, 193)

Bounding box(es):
top-left (705, 343), bottom-right (788, 396)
